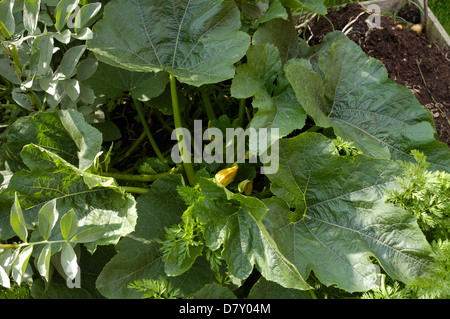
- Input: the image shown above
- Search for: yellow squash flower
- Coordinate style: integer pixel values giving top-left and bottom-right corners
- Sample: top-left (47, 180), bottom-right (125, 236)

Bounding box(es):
top-left (215, 164), bottom-right (238, 187)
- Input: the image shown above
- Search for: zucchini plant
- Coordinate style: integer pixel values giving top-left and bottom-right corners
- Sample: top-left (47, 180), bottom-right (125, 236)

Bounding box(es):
top-left (0, 0), bottom-right (448, 299)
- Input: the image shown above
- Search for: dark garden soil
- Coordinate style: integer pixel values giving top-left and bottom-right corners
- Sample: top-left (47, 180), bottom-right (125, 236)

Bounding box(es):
top-left (306, 3), bottom-right (450, 147)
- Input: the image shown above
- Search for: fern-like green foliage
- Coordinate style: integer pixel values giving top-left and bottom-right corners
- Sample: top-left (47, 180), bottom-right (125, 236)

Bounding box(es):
top-left (176, 185), bottom-right (201, 206)
top-left (407, 239), bottom-right (450, 299)
top-left (155, 205), bottom-right (204, 266)
top-left (333, 136), bottom-right (363, 158)
top-left (156, 184), bottom-right (229, 278)
top-left (127, 276), bottom-right (181, 299)
top-left (363, 151), bottom-right (450, 299)
top-left (385, 150), bottom-right (449, 241)
top-left (362, 239), bottom-right (450, 299)
top-left (361, 275), bottom-right (411, 299)
top-left (0, 283), bottom-right (31, 299)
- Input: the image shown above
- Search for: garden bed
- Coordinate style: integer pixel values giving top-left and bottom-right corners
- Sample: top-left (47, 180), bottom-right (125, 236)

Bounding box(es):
top-left (306, 3), bottom-right (450, 146)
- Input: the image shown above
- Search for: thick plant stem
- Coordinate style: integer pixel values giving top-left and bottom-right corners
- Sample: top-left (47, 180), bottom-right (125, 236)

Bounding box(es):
top-left (132, 97), bottom-right (165, 164)
top-left (238, 98), bottom-right (246, 128)
top-left (118, 186), bottom-right (150, 195)
top-left (201, 89), bottom-right (216, 121)
top-left (0, 243), bottom-right (21, 250)
top-left (170, 74), bottom-right (196, 186)
top-left (0, 240), bottom-right (66, 249)
top-left (101, 171), bottom-right (169, 182)
top-left (117, 130), bottom-right (146, 163)
top-left (309, 289), bottom-right (318, 299)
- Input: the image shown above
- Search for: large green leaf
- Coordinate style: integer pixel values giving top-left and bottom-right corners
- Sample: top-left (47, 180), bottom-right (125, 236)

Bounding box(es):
top-left (0, 109), bottom-right (134, 251)
top-left (87, 0), bottom-right (250, 86)
top-left (4, 110), bottom-right (102, 172)
top-left (286, 38), bottom-right (450, 172)
top-left (256, 0), bottom-right (288, 25)
top-left (1, 144), bottom-right (137, 251)
top-left (264, 132), bottom-right (434, 292)
top-left (132, 174), bottom-right (187, 243)
top-left (96, 237), bottom-right (216, 298)
top-left (280, 0), bottom-right (327, 15)
top-left (96, 174), bottom-right (217, 298)
top-left (83, 61), bottom-right (169, 101)
top-left (231, 43), bottom-right (306, 147)
top-left (248, 277), bottom-right (312, 299)
top-left (253, 18), bottom-right (300, 65)
top-left (231, 44), bottom-right (281, 100)
top-left (193, 178), bottom-right (311, 290)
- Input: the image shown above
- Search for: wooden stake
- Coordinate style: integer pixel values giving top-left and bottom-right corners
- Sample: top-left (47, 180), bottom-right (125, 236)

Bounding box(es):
top-left (424, 0), bottom-right (430, 39)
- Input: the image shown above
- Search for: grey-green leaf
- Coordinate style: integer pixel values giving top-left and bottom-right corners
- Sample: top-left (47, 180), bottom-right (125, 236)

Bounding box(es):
top-left (73, 2), bottom-right (102, 32)
top-left (0, 250), bottom-right (14, 288)
top-left (0, 0), bottom-right (15, 36)
top-left (55, 0), bottom-right (80, 32)
top-left (31, 245), bottom-right (115, 299)
top-left (61, 78), bottom-right (80, 101)
top-left (60, 209), bottom-right (78, 241)
top-left (0, 265), bottom-right (10, 288)
top-left (10, 193), bottom-right (28, 243)
top-left (37, 244), bottom-right (52, 281)
top-left (76, 58), bottom-right (98, 81)
top-left (71, 227), bottom-right (107, 243)
top-left (87, 0), bottom-right (250, 86)
top-left (11, 88), bottom-right (33, 111)
top-left (0, 54), bottom-right (21, 84)
top-left (38, 199), bottom-right (58, 241)
top-left (57, 44), bottom-right (86, 78)
top-left (23, 0), bottom-right (41, 33)
top-left (11, 245), bottom-right (33, 285)
top-left (53, 29), bottom-right (72, 44)
top-left (0, 249), bottom-right (17, 277)
top-left (34, 34), bottom-right (54, 77)
top-left (61, 243), bottom-right (78, 280)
